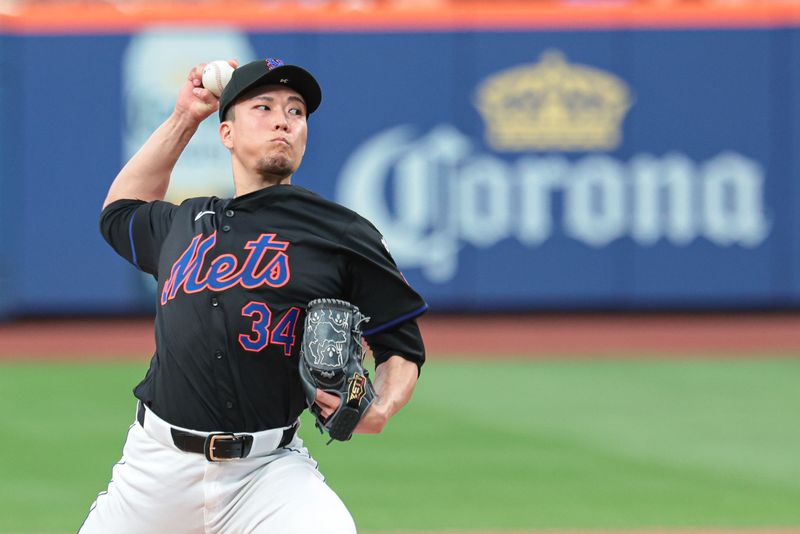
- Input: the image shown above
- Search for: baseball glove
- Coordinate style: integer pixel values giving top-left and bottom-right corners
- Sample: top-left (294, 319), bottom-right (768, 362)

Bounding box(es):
top-left (299, 298), bottom-right (375, 442)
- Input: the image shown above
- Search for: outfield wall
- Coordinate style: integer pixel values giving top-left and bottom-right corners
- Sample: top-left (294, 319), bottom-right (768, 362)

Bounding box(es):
top-left (1, 4), bottom-right (800, 316)
top-left (0, 32), bottom-right (10, 318)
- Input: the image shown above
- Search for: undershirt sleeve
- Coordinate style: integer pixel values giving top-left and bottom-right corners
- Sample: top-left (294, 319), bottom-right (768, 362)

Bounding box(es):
top-left (365, 318), bottom-right (426, 371)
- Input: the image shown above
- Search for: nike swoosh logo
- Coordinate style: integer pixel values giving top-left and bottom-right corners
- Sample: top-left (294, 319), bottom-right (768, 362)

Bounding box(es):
top-left (194, 211), bottom-right (215, 222)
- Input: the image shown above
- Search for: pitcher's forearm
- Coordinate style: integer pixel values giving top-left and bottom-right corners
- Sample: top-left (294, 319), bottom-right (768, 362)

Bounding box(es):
top-left (354, 355), bottom-right (419, 434)
top-left (372, 355), bottom-right (418, 418)
top-left (103, 111), bottom-right (201, 208)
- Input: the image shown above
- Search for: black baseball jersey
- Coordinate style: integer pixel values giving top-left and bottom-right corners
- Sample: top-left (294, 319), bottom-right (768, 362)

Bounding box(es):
top-left (100, 184), bottom-right (427, 433)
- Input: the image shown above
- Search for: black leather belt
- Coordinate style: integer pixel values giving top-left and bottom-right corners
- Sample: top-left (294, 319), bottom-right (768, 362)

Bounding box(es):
top-left (136, 402), bottom-right (297, 461)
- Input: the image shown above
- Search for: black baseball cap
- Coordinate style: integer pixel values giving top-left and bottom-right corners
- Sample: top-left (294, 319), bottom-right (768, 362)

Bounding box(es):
top-left (218, 58), bottom-right (322, 121)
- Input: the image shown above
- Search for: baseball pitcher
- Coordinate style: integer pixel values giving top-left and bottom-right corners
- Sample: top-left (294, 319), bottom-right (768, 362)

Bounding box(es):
top-left (78, 58), bottom-right (427, 533)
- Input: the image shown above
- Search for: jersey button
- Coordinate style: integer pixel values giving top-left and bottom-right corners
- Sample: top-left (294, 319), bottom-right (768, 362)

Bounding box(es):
top-left (226, 400), bottom-right (234, 409)
top-left (211, 297), bottom-right (219, 307)
top-left (214, 350), bottom-right (223, 360)
top-left (221, 225), bottom-right (231, 232)
top-left (225, 209), bottom-right (234, 217)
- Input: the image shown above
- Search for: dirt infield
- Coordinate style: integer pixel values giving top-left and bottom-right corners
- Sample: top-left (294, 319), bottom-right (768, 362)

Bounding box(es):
top-left (2, 313), bottom-right (800, 360)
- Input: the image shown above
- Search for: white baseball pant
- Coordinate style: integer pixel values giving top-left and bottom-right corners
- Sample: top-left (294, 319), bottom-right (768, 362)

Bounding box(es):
top-left (78, 403), bottom-right (357, 534)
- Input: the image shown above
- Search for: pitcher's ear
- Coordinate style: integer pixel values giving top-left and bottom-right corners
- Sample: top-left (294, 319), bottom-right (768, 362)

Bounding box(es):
top-left (220, 121), bottom-right (234, 150)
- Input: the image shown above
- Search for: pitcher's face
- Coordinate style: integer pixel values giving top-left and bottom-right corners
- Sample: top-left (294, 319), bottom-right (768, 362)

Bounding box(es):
top-left (221, 85), bottom-right (308, 179)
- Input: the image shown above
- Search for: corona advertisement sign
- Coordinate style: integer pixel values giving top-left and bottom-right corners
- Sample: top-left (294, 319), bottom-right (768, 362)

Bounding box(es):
top-left (0, 13), bottom-right (796, 315)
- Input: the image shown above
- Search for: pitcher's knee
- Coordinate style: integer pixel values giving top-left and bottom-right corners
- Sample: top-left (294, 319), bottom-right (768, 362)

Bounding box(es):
top-left (285, 485), bottom-right (356, 533)
top-left (294, 489), bottom-right (356, 534)
top-left (297, 509), bottom-right (356, 534)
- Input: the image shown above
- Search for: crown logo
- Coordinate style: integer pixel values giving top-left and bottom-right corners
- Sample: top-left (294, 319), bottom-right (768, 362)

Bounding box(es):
top-left (475, 51), bottom-right (632, 152)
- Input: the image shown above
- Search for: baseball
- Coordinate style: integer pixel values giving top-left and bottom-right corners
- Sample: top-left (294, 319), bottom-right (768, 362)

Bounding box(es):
top-left (202, 60), bottom-right (235, 98)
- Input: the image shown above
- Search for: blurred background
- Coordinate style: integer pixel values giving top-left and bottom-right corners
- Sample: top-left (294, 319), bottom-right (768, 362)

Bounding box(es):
top-left (1, 1), bottom-right (799, 533)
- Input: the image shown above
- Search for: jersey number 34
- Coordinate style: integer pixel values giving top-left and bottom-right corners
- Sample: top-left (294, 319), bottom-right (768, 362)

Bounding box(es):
top-left (238, 302), bottom-right (301, 355)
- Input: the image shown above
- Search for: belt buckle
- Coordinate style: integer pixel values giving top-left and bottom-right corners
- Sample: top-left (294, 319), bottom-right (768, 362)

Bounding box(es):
top-left (205, 433), bottom-right (237, 462)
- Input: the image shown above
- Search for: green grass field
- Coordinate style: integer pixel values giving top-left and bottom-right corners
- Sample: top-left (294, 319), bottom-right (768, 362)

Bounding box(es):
top-left (1, 357), bottom-right (799, 533)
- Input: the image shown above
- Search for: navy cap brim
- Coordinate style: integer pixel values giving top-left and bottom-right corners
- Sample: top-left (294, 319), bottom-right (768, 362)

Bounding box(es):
top-left (218, 61), bottom-right (322, 121)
